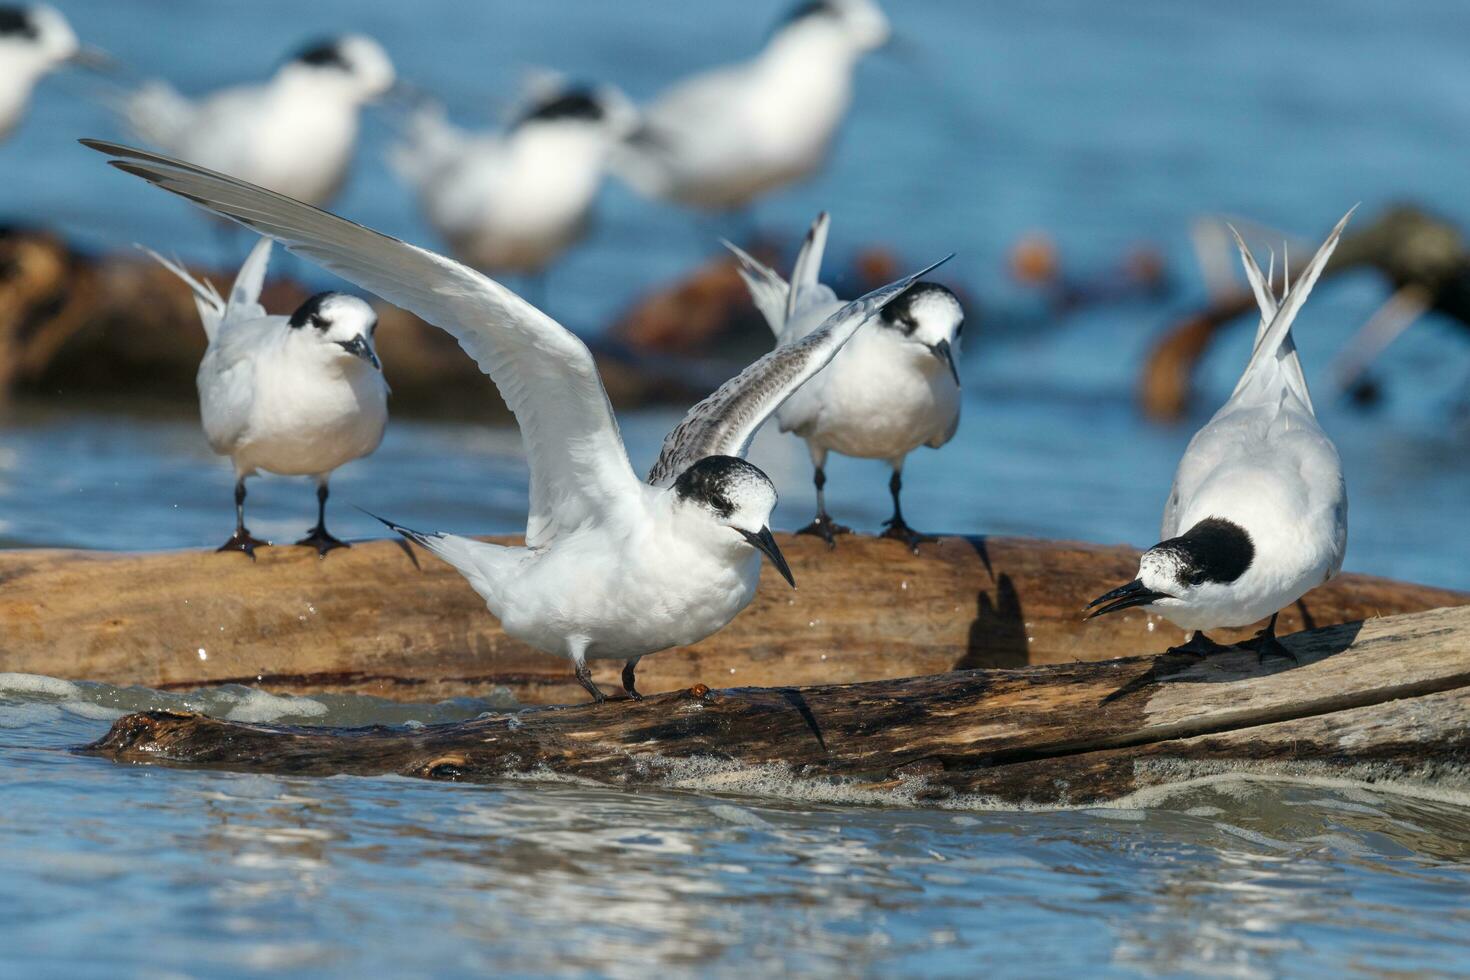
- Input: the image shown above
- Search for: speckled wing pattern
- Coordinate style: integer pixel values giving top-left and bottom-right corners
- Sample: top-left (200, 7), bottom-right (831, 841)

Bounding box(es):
top-left (645, 254), bottom-right (952, 487)
top-left (83, 139), bottom-right (642, 548)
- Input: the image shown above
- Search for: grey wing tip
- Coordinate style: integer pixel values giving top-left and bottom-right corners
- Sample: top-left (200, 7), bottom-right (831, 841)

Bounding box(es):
top-left (906, 252), bottom-right (956, 285)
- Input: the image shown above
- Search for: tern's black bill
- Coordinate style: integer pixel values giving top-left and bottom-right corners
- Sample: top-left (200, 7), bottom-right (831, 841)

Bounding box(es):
top-left (1085, 579), bottom-right (1166, 620)
top-left (337, 335), bottom-right (380, 369)
top-left (740, 526), bottom-right (796, 589)
top-left (930, 338), bottom-right (960, 385)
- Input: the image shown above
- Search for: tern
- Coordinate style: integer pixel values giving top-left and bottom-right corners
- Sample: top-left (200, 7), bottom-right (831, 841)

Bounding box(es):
top-left (86, 138), bottom-right (948, 702)
top-left (1087, 209), bottom-right (1354, 661)
top-left (116, 35), bottom-right (395, 207)
top-left (389, 80), bottom-right (636, 280)
top-left (612, 0), bottom-right (889, 216)
top-left (142, 236), bottom-right (388, 557)
top-left (728, 212), bottom-right (963, 551)
top-left (0, 4), bottom-right (103, 142)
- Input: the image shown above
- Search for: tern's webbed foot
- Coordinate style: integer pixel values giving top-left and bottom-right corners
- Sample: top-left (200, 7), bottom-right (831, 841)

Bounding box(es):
top-left (217, 530), bottom-right (269, 559)
top-left (1246, 632), bottom-right (1300, 665)
top-left (881, 517), bottom-right (936, 554)
top-left (1165, 631), bottom-right (1232, 659)
top-left (795, 513), bottom-right (851, 549)
top-left (296, 526), bottom-right (350, 558)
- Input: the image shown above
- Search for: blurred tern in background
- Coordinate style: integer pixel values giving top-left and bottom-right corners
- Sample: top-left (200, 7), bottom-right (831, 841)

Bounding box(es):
top-left (87, 138), bottom-right (947, 702)
top-left (0, 4), bottom-right (107, 142)
top-left (389, 77), bottom-right (635, 290)
top-left (729, 212), bottom-right (964, 551)
top-left (613, 0), bottom-right (889, 222)
top-left (114, 36), bottom-right (395, 208)
top-left (1088, 209), bottom-right (1355, 661)
top-left (142, 237), bottom-right (388, 557)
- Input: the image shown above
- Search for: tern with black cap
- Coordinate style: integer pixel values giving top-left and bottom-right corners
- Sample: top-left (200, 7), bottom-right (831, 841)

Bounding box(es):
top-left (0, 4), bottom-right (108, 142)
top-left (612, 0), bottom-right (890, 217)
top-left (727, 212), bottom-right (965, 551)
top-left (140, 237), bottom-right (388, 557)
top-left (389, 76), bottom-right (636, 281)
top-left (114, 35), bottom-right (396, 208)
top-left (85, 137), bottom-right (950, 703)
top-left (1087, 209), bottom-right (1355, 662)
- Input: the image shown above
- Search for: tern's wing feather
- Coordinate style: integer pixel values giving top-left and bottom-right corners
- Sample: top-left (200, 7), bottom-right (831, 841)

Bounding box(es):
top-left (646, 254), bottom-right (953, 486)
top-left (84, 139), bottom-right (640, 546)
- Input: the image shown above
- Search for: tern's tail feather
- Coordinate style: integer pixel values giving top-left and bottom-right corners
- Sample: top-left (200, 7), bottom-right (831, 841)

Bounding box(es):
top-left (786, 211), bottom-right (830, 322)
top-left (362, 509), bottom-right (509, 596)
top-left (723, 240), bottom-right (789, 338)
top-left (137, 245), bottom-right (226, 340)
top-left (1226, 225), bottom-right (1312, 412)
top-left (1236, 207), bottom-right (1356, 393)
top-left (139, 236), bottom-right (272, 342)
top-left (724, 212), bottom-right (838, 343)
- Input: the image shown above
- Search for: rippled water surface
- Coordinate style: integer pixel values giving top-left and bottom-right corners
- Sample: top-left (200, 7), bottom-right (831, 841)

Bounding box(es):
top-left (3, 0), bottom-right (1470, 975)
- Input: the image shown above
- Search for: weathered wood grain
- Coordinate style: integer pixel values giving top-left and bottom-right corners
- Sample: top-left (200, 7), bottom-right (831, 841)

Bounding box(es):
top-left (3, 535), bottom-right (1462, 704)
top-left (85, 606), bottom-right (1470, 806)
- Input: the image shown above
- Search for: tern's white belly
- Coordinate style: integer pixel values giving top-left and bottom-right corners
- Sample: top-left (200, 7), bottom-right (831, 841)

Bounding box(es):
top-left (230, 368), bottom-right (387, 478)
top-left (490, 536), bottom-right (763, 662)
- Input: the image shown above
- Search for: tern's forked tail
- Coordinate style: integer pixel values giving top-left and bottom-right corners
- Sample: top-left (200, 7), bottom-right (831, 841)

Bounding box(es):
top-left (1237, 206), bottom-right (1356, 386)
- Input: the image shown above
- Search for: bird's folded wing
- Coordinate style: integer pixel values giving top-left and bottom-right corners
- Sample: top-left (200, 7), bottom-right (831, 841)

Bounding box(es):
top-left (645, 254), bottom-right (952, 486)
top-left (83, 140), bottom-right (641, 547)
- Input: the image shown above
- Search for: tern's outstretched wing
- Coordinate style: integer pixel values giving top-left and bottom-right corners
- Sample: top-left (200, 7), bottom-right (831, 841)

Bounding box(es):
top-left (645, 254), bottom-right (953, 487)
top-left (84, 139), bottom-right (640, 547)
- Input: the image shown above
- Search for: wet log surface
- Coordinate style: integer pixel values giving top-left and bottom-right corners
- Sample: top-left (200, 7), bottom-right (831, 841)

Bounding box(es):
top-left (86, 605), bottom-right (1470, 807)
top-left (2, 534), bottom-right (1464, 705)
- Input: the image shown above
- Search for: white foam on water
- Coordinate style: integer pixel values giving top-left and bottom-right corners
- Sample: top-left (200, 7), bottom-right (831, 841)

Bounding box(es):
top-left (220, 689), bottom-right (330, 724)
top-left (0, 673), bottom-right (82, 699)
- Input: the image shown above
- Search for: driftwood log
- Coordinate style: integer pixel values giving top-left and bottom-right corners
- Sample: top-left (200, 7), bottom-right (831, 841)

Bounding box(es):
top-left (2, 534), bottom-right (1463, 705)
top-left (87, 605), bottom-right (1470, 807)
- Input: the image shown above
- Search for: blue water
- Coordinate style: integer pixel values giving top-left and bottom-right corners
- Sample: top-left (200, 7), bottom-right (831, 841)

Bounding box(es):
top-left (2, 0), bottom-right (1470, 975)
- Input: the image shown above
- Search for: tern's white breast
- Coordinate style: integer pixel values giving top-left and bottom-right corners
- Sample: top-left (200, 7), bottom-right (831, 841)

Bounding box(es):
top-left (779, 326), bottom-right (961, 462)
top-left (199, 326), bottom-right (387, 479)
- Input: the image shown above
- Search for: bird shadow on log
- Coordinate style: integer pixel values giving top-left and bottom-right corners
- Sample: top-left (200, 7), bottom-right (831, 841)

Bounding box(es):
top-left (1100, 617), bottom-right (1365, 706)
top-left (957, 539), bottom-right (1028, 670)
